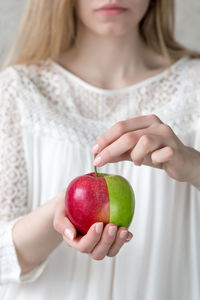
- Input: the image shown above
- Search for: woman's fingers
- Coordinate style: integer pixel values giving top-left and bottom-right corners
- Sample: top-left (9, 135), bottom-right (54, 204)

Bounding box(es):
top-left (63, 222), bottom-right (133, 260)
top-left (54, 215), bottom-right (77, 240)
top-left (63, 222), bottom-right (104, 253)
top-left (62, 217), bottom-right (77, 240)
top-left (89, 223), bottom-right (118, 260)
top-left (107, 228), bottom-right (133, 257)
top-left (151, 146), bottom-right (174, 165)
top-left (93, 131), bottom-right (163, 167)
top-left (93, 123), bottom-right (176, 167)
top-left (130, 134), bottom-right (165, 166)
top-left (92, 114), bottom-right (162, 155)
top-left (89, 225), bottom-right (133, 260)
top-left (93, 130), bottom-right (143, 166)
top-left (126, 232), bottom-right (134, 242)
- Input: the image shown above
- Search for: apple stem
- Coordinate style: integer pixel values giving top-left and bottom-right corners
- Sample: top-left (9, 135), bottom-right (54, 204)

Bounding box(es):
top-left (94, 154), bottom-right (98, 177)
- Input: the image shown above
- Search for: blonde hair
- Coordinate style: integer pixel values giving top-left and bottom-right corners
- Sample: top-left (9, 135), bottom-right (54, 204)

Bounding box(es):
top-left (3, 0), bottom-right (200, 67)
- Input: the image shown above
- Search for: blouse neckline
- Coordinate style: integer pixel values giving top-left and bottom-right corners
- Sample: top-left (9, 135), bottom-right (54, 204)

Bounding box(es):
top-left (50, 57), bottom-right (188, 95)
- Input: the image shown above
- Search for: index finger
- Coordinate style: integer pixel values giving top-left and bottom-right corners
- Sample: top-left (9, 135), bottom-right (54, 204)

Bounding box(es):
top-left (91, 114), bottom-right (162, 154)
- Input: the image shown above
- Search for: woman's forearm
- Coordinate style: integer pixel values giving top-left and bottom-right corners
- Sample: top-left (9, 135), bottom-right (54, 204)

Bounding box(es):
top-left (12, 196), bottom-right (63, 275)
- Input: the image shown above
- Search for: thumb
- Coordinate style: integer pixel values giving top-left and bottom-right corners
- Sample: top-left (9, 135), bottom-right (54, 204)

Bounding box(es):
top-left (53, 199), bottom-right (77, 240)
top-left (63, 217), bottom-right (77, 240)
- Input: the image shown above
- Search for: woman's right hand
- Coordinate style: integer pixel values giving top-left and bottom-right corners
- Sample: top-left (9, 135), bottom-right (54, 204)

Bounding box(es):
top-left (53, 192), bottom-right (133, 260)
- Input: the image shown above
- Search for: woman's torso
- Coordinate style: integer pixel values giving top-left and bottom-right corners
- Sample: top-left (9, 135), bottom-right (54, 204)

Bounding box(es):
top-left (1, 57), bottom-right (200, 300)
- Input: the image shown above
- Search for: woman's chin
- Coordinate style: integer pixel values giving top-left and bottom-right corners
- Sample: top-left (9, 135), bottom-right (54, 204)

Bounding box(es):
top-left (94, 25), bottom-right (133, 37)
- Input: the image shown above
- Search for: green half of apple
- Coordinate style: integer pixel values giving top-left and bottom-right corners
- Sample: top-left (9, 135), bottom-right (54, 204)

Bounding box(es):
top-left (92, 172), bottom-right (135, 228)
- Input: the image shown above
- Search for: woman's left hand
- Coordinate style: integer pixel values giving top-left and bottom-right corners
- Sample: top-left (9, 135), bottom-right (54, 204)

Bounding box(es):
top-left (91, 114), bottom-right (200, 189)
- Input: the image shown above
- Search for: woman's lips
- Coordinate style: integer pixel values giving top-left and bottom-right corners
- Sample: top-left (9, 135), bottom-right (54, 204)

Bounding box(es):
top-left (96, 7), bottom-right (127, 16)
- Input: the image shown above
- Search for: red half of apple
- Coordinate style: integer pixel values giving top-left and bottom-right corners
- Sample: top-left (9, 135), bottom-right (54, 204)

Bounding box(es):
top-left (65, 172), bottom-right (135, 235)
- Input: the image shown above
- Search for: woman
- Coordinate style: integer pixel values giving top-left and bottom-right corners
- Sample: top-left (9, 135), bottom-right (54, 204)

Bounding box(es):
top-left (0, 0), bottom-right (200, 299)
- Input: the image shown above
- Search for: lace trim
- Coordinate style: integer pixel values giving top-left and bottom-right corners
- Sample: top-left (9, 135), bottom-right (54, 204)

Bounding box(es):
top-left (0, 69), bottom-right (28, 221)
top-left (13, 57), bottom-right (200, 147)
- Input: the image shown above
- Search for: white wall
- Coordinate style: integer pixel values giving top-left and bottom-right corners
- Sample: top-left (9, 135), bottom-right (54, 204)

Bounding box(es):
top-left (0, 0), bottom-right (26, 65)
top-left (175, 0), bottom-right (200, 51)
top-left (0, 0), bottom-right (200, 66)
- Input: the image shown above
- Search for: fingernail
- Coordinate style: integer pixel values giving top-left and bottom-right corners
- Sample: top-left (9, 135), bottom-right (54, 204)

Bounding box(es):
top-left (64, 229), bottom-right (74, 240)
top-left (126, 235), bottom-right (133, 242)
top-left (134, 161), bottom-right (142, 166)
top-left (92, 144), bottom-right (99, 154)
top-left (108, 226), bottom-right (117, 236)
top-left (93, 156), bottom-right (101, 166)
top-left (96, 222), bottom-right (103, 234)
top-left (120, 230), bottom-right (128, 239)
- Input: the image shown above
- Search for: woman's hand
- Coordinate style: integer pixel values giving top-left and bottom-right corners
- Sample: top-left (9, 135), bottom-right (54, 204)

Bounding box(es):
top-left (53, 198), bottom-right (133, 260)
top-left (92, 114), bottom-right (200, 189)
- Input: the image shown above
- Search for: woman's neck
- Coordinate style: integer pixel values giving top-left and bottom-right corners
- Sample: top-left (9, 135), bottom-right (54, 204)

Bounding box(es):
top-left (57, 25), bottom-right (171, 90)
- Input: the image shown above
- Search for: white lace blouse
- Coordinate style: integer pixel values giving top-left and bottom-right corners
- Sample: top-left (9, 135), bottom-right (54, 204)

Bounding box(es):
top-left (0, 57), bottom-right (200, 300)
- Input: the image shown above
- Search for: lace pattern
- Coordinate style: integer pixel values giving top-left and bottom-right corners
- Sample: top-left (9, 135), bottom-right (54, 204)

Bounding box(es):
top-left (14, 57), bottom-right (200, 147)
top-left (0, 69), bottom-right (28, 222)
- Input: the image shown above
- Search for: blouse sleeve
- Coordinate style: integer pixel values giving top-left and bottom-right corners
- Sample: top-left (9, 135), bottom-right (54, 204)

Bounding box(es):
top-left (0, 67), bottom-right (47, 284)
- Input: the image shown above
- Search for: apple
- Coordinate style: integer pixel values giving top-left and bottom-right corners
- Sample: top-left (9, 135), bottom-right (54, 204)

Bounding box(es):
top-left (65, 171), bottom-right (135, 235)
